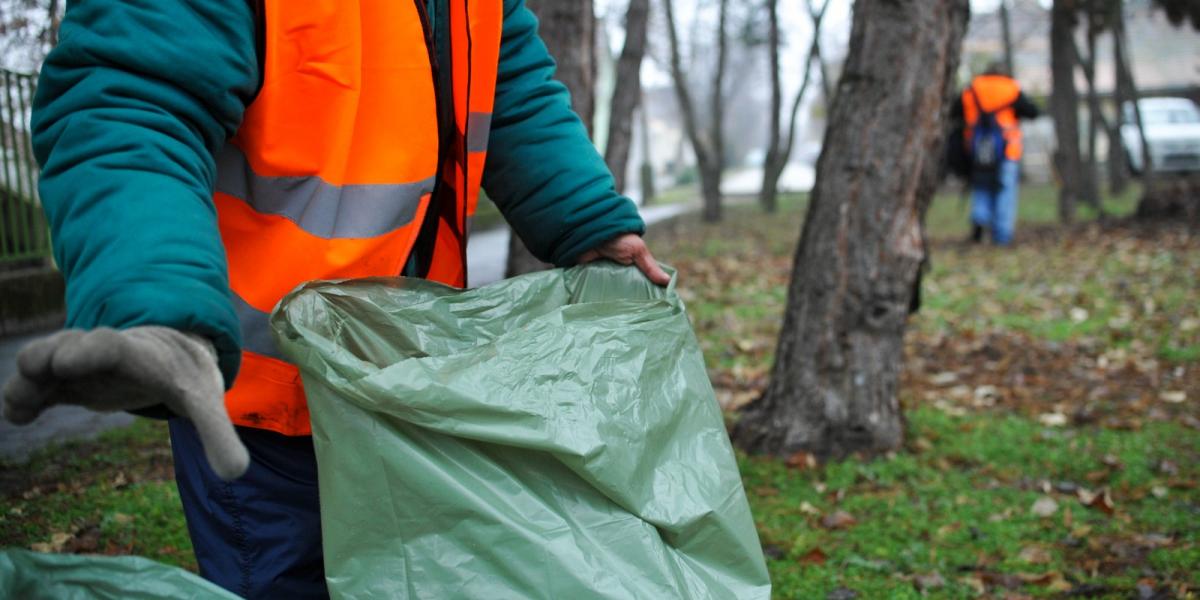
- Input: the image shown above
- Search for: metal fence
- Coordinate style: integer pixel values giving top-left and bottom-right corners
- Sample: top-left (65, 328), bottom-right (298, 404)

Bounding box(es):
top-left (1, 68), bottom-right (50, 266)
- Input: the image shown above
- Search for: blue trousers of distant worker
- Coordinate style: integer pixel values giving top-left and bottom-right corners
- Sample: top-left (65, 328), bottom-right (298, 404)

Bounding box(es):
top-left (970, 159), bottom-right (1020, 245)
top-left (169, 418), bottom-right (328, 599)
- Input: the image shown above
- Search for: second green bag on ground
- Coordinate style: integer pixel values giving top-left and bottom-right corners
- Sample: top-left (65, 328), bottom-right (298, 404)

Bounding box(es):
top-left (272, 263), bottom-right (771, 599)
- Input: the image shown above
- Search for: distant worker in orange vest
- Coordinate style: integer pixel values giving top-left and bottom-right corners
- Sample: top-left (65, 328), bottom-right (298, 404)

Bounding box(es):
top-left (953, 62), bottom-right (1041, 245)
top-left (2, 1), bottom-right (671, 598)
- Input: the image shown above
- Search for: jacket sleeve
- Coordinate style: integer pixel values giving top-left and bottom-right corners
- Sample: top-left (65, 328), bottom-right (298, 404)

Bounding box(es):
top-left (31, 0), bottom-right (260, 387)
top-left (482, 0), bottom-right (645, 267)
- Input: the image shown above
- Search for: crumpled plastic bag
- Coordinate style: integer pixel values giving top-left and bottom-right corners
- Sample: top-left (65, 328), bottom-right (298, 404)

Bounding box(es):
top-left (0, 548), bottom-right (239, 599)
top-left (271, 262), bottom-right (771, 599)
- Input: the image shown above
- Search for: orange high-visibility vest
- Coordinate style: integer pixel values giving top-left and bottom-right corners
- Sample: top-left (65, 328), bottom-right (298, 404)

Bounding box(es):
top-left (962, 74), bottom-right (1024, 161)
top-left (214, 0), bottom-right (503, 435)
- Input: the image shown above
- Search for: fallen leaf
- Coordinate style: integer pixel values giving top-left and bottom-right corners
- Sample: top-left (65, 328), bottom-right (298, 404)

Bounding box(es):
top-left (30, 531), bottom-right (73, 554)
top-left (913, 571), bottom-right (946, 592)
top-left (929, 372), bottom-right (959, 386)
top-left (1159, 390), bottom-right (1186, 403)
top-left (1031, 496), bottom-right (1058, 517)
top-left (798, 547), bottom-right (828, 564)
top-left (1038, 412), bottom-right (1068, 427)
top-left (1016, 571), bottom-right (1066, 586)
top-left (786, 451), bottom-right (818, 470)
top-left (974, 385), bottom-right (1000, 406)
top-left (1017, 544), bottom-right (1052, 564)
top-left (1077, 487), bottom-right (1116, 515)
top-left (798, 501), bottom-right (821, 516)
top-left (959, 575), bottom-right (986, 595)
top-left (820, 510), bottom-right (856, 530)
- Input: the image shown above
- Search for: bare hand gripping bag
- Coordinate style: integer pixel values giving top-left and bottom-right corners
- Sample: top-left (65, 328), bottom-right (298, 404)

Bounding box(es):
top-left (270, 262), bottom-right (771, 599)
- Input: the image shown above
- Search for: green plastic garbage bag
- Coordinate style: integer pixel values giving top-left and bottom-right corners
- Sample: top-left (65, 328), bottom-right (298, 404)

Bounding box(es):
top-left (271, 262), bottom-right (771, 599)
top-left (0, 549), bottom-right (239, 599)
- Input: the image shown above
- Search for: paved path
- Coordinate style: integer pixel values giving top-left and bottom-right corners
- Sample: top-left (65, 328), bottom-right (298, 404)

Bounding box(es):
top-left (467, 202), bottom-right (690, 287)
top-left (0, 201), bottom-right (693, 462)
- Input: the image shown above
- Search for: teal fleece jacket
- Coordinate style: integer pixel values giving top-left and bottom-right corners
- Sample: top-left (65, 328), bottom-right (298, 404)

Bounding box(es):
top-left (31, 0), bottom-right (644, 387)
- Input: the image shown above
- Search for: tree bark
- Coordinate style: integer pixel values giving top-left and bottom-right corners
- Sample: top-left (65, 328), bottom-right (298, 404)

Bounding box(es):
top-left (1107, 15), bottom-right (1130, 196)
top-left (638, 95), bottom-right (656, 204)
top-left (507, 0), bottom-right (595, 278)
top-left (1050, 0), bottom-right (1084, 223)
top-left (760, 0), bottom-right (827, 213)
top-left (604, 0), bottom-right (650, 194)
top-left (1072, 25), bottom-right (1104, 214)
top-left (732, 0), bottom-right (970, 460)
top-left (46, 0), bottom-right (61, 47)
top-left (1000, 0), bottom-right (1015, 76)
top-left (760, 0), bottom-right (784, 214)
top-left (663, 0), bottom-right (726, 223)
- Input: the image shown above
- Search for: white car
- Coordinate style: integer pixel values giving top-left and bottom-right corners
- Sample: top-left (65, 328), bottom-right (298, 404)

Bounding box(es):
top-left (1121, 97), bottom-right (1200, 174)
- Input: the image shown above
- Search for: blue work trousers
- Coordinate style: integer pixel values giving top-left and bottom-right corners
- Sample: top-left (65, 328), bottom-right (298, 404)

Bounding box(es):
top-left (970, 160), bottom-right (1020, 245)
top-left (168, 418), bottom-right (327, 599)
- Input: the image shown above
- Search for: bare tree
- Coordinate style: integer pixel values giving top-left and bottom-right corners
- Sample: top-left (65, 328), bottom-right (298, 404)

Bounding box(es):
top-left (604, 0), bottom-right (650, 194)
top-left (638, 92), bottom-right (656, 204)
top-left (506, 0), bottom-right (596, 277)
top-left (1074, 8), bottom-right (1104, 216)
top-left (999, 0), bottom-right (1015, 76)
top-left (1050, 0), bottom-right (1088, 223)
top-left (732, 0), bottom-right (970, 459)
top-left (662, 0), bottom-right (730, 222)
top-left (0, 0), bottom-right (61, 71)
top-left (759, 0), bottom-right (828, 213)
top-left (1105, 0), bottom-right (1131, 195)
top-left (1068, 0), bottom-right (1130, 204)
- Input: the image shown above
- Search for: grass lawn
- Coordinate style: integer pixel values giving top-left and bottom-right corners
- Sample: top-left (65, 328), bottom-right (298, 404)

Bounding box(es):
top-left (651, 182), bottom-right (1199, 598)
top-left (2, 181), bottom-right (1197, 598)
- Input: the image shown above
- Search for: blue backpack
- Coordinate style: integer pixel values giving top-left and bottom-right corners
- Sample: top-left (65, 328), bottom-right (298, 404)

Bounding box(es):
top-left (967, 87), bottom-right (1008, 188)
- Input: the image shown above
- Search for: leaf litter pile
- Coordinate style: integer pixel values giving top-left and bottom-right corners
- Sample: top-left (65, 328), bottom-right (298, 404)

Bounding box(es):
top-left (652, 202), bottom-right (1199, 599)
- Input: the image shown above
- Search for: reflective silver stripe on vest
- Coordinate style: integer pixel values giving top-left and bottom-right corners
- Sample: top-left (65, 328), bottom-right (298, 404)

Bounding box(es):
top-left (232, 292), bottom-right (284, 361)
top-left (466, 112), bottom-right (492, 153)
top-left (216, 144), bottom-right (436, 239)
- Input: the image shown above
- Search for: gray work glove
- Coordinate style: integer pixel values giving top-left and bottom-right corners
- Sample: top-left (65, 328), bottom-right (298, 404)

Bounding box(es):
top-left (2, 326), bottom-right (250, 480)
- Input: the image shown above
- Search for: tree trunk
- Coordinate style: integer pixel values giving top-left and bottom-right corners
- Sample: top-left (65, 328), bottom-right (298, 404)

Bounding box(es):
top-left (1000, 0), bottom-right (1015, 76)
top-left (732, 0), bottom-right (970, 460)
top-left (663, 0), bottom-right (727, 223)
top-left (1050, 0), bottom-right (1083, 223)
top-left (760, 0), bottom-right (784, 213)
top-left (526, 0), bottom-right (596, 129)
top-left (1075, 23), bottom-right (1104, 214)
top-left (604, 0), bottom-right (649, 193)
top-left (760, 0), bottom-right (826, 213)
top-left (507, 0), bottom-right (595, 278)
top-left (1107, 23), bottom-right (1130, 196)
top-left (47, 0), bottom-right (61, 47)
top-left (638, 96), bottom-right (656, 204)
top-left (1082, 20), bottom-right (1103, 212)
top-left (704, 0), bottom-right (730, 222)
